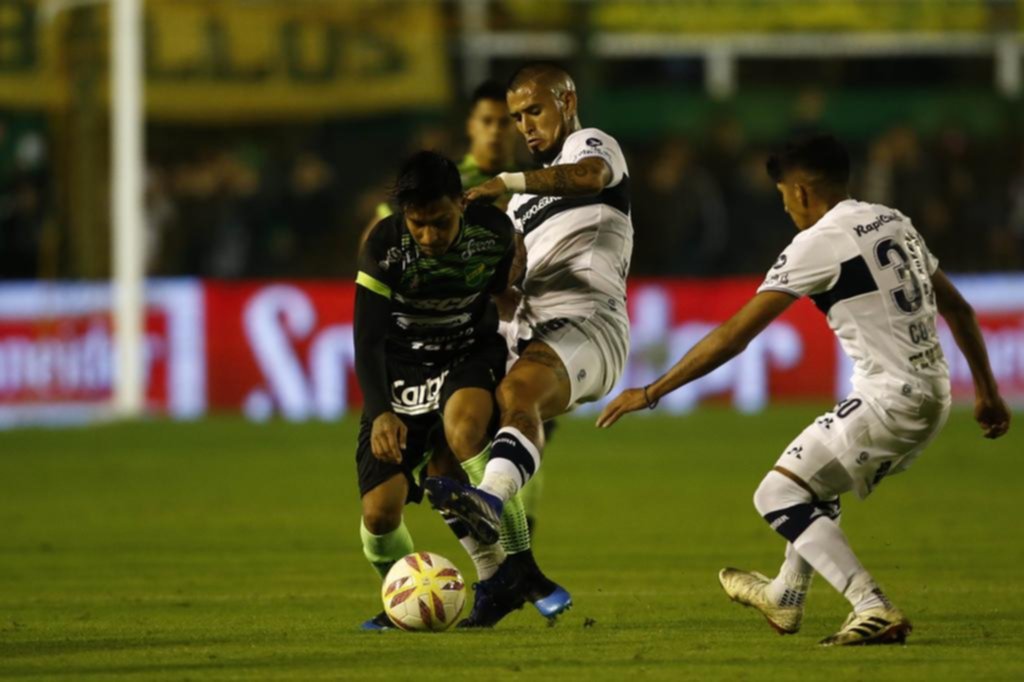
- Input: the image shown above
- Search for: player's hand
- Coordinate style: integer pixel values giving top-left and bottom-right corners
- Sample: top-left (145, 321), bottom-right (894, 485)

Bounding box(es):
top-left (596, 388), bottom-right (649, 428)
top-left (975, 394), bottom-right (1010, 439)
top-left (371, 412), bottom-right (407, 463)
top-left (465, 176), bottom-right (507, 204)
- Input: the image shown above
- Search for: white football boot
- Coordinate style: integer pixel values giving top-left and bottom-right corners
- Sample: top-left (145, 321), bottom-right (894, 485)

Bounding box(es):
top-left (718, 567), bottom-right (802, 635)
top-left (819, 607), bottom-right (912, 646)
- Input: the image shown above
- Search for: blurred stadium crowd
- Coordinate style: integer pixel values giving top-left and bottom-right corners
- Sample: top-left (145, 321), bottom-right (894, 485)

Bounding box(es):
top-left (4, 111), bottom-right (1022, 280)
top-left (2, 0), bottom-right (1023, 282)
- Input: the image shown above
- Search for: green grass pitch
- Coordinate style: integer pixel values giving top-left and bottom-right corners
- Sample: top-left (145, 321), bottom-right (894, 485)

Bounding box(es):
top-left (1, 407), bottom-right (1022, 681)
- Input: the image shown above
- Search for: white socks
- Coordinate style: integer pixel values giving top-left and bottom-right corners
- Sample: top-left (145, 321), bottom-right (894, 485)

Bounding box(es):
top-left (479, 427), bottom-right (542, 502)
top-left (766, 543), bottom-right (814, 607)
top-left (792, 516), bottom-right (889, 613)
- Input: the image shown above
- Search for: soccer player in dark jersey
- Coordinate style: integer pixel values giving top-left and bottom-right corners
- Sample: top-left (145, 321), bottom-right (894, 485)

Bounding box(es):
top-left (367, 82), bottom-right (551, 537)
top-left (354, 151), bottom-right (567, 630)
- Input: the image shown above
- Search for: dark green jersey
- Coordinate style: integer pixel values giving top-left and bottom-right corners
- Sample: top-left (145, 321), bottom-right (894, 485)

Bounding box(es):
top-left (356, 203), bottom-right (515, 365)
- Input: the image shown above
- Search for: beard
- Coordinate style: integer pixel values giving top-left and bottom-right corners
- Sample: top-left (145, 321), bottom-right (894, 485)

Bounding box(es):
top-left (529, 144), bottom-right (562, 165)
top-left (528, 127), bottom-right (567, 165)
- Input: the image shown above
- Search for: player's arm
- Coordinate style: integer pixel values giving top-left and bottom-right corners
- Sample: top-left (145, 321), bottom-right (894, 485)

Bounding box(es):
top-left (466, 157), bottom-right (611, 203)
top-left (596, 291), bottom-right (796, 428)
top-left (932, 268), bottom-right (1010, 439)
top-left (354, 237), bottom-right (407, 463)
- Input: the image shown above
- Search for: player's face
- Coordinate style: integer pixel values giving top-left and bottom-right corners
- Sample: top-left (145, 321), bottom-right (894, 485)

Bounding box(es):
top-left (775, 180), bottom-right (813, 231)
top-left (403, 196), bottom-right (463, 257)
top-left (466, 99), bottom-right (515, 167)
top-left (508, 84), bottom-right (574, 164)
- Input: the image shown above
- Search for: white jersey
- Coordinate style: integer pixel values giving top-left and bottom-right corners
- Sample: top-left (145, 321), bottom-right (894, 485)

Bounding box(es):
top-left (506, 127), bottom-right (633, 326)
top-left (758, 199), bottom-right (950, 399)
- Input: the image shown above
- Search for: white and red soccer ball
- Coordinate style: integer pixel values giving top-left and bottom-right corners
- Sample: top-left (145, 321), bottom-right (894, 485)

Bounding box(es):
top-left (381, 552), bottom-right (467, 631)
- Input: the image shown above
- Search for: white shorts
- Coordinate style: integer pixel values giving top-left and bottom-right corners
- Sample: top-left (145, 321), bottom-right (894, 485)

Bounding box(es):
top-left (511, 307), bottom-right (630, 410)
top-left (774, 385), bottom-right (951, 500)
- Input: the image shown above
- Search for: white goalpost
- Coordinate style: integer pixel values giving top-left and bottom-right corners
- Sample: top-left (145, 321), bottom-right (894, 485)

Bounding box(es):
top-left (110, 0), bottom-right (145, 418)
top-left (40, 0), bottom-right (146, 420)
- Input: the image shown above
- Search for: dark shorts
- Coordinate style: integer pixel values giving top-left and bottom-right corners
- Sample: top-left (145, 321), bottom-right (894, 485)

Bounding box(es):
top-left (356, 335), bottom-right (507, 504)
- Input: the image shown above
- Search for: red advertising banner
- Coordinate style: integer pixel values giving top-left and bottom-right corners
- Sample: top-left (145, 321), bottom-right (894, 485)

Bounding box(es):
top-left (1, 275), bottom-right (1022, 426)
top-left (198, 275), bottom-right (1024, 420)
top-left (204, 281), bottom-right (360, 421)
top-left (0, 281), bottom-right (204, 425)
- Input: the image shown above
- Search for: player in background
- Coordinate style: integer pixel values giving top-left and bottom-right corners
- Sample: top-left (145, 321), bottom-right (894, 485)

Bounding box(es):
top-left (457, 80), bottom-right (519, 210)
top-left (354, 151), bottom-right (565, 630)
top-left (597, 134), bottom-right (1010, 646)
top-left (426, 64), bottom-right (634, 559)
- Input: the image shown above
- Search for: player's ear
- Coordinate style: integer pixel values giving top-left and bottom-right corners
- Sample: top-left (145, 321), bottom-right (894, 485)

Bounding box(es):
top-left (796, 183), bottom-right (810, 209)
top-left (563, 89), bottom-right (578, 119)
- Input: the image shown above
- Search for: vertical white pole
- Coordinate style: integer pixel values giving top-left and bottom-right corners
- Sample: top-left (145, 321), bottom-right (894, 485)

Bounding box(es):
top-left (995, 36), bottom-right (1021, 99)
top-left (111, 0), bottom-right (145, 417)
top-left (706, 43), bottom-right (736, 100)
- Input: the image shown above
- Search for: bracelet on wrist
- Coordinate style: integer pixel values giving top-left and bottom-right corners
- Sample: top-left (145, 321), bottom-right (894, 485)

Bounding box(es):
top-left (643, 384), bottom-right (659, 410)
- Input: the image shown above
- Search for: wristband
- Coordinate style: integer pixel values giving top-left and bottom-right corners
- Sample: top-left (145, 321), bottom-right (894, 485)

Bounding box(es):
top-left (643, 384), bottom-right (659, 410)
top-left (498, 172), bottom-right (526, 193)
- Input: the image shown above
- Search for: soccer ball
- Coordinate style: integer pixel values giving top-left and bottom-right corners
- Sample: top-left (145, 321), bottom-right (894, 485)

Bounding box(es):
top-left (381, 552), bottom-right (467, 631)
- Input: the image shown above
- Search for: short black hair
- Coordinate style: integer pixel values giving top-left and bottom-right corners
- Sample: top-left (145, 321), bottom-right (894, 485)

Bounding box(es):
top-left (470, 79), bottom-right (507, 108)
top-left (391, 151), bottom-right (462, 208)
top-left (766, 133), bottom-right (850, 188)
top-left (507, 61), bottom-right (572, 92)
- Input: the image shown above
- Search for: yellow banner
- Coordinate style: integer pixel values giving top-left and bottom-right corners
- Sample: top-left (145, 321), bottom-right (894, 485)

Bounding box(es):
top-left (591, 0), bottom-right (997, 33)
top-left (0, 0), bottom-right (450, 119)
top-left (495, 0), bottom-right (1006, 34)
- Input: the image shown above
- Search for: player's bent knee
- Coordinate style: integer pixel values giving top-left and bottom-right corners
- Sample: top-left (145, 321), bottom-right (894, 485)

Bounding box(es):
top-left (361, 509), bottom-right (401, 535)
top-left (753, 471), bottom-right (820, 544)
top-left (446, 420), bottom-right (489, 459)
top-left (495, 374), bottom-right (539, 411)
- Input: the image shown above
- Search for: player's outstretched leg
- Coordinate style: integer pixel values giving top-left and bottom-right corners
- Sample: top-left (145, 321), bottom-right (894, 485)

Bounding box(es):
top-left (424, 475), bottom-right (503, 545)
top-left (753, 469), bottom-right (911, 646)
top-left (359, 475), bottom-right (414, 631)
top-left (459, 448), bottom-right (571, 622)
top-left (424, 441), bottom-right (508, 583)
top-left (427, 343), bottom-right (565, 545)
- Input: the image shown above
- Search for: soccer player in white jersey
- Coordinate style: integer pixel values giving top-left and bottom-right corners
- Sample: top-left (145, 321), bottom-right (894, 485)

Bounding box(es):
top-left (597, 134), bottom-right (1010, 646)
top-left (426, 63), bottom-right (633, 568)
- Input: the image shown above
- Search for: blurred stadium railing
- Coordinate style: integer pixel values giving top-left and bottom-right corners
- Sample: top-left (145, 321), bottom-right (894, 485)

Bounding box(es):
top-left (0, 0), bottom-right (1022, 425)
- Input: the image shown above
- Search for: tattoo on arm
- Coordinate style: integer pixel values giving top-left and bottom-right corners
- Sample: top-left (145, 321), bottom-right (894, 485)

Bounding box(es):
top-left (525, 161), bottom-right (603, 197)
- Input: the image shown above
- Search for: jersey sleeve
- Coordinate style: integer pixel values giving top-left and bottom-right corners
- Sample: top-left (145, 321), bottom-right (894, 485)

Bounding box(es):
top-left (909, 226), bottom-right (940, 275)
top-left (356, 218), bottom-right (400, 299)
top-left (559, 128), bottom-right (627, 187)
top-left (757, 230), bottom-right (841, 298)
top-left (505, 200), bottom-right (524, 235)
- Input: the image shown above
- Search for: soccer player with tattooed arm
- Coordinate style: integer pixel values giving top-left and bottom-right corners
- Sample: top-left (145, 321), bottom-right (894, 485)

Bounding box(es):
top-left (426, 64), bottom-right (635, 600)
top-left (597, 134), bottom-right (1010, 646)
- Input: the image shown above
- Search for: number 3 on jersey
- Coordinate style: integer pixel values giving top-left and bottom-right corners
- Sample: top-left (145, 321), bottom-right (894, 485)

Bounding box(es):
top-left (874, 237), bottom-right (924, 314)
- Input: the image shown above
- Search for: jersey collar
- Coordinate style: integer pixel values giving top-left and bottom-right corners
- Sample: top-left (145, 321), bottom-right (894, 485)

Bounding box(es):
top-left (810, 198), bottom-right (858, 231)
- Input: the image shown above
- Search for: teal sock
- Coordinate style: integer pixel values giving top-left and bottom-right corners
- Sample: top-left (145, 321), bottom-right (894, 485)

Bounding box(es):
top-left (360, 518), bottom-right (414, 579)
top-left (462, 449), bottom-right (531, 554)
